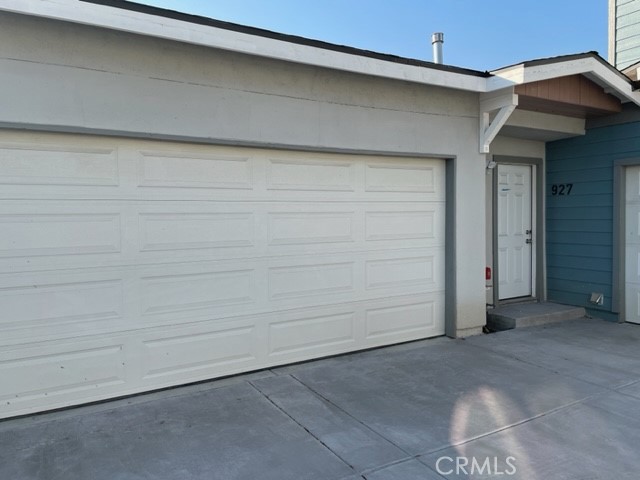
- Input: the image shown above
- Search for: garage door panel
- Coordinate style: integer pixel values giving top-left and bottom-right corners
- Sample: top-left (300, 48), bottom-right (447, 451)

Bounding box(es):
top-left (137, 150), bottom-right (254, 190)
top-left (0, 142), bottom-right (119, 187)
top-left (267, 310), bottom-right (357, 357)
top-left (0, 138), bottom-right (123, 201)
top-left (130, 144), bottom-right (256, 201)
top-left (365, 159), bottom-right (441, 194)
top-left (626, 204), bottom-right (640, 245)
top-left (267, 210), bottom-right (356, 246)
top-left (0, 132), bottom-right (444, 202)
top-left (0, 269), bottom-right (126, 343)
top-left (134, 250), bottom-right (442, 328)
top-left (0, 212), bottom-right (121, 259)
top-left (140, 268), bottom-right (257, 317)
top-left (134, 202), bottom-right (260, 265)
top-left (625, 244), bottom-right (640, 283)
top-left (364, 293), bottom-right (444, 346)
top-left (266, 157), bottom-right (357, 192)
top-left (1, 291), bottom-right (443, 417)
top-left (0, 201), bottom-right (125, 271)
top-left (365, 254), bottom-right (441, 292)
top-left (1, 249), bottom-right (443, 343)
top-left (140, 323), bottom-right (259, 383)
top-left (365, 203), bottom-right (445, 244)
top-left (1, 203), bottom-right (259, 272)
top-left (626, 165), bottom-right (640, 203)
top-left (268, 261), bottom-right (356, 300)
top-left (364, 247), bottom-right (445, 292)
top-left (140, 203), bottom-right (359, 258)
top-left (0, 338), bottom-right (128, 416)
top-left (131, 254), bottom-right (381, 328)
top-left (139, 212), bottom-right (255, 252)
top-left (0, 201), bottom-right (445, 270)
top-left (0, 132), bottom-right (446, 418)
top-left (626, 283), bottom-right (640, 324)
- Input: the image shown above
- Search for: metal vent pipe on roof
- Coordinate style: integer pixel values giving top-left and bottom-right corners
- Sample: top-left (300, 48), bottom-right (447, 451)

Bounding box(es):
top-left (432, 32), bottom-right (444, 64)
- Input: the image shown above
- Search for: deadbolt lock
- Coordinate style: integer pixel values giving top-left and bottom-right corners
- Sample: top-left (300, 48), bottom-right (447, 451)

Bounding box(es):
top-left (526, 239), bottom-right (532, 244)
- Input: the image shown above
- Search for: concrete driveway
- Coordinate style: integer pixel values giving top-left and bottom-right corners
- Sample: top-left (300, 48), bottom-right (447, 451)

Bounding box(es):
top-left (2, 317), bottom-right (640, 479)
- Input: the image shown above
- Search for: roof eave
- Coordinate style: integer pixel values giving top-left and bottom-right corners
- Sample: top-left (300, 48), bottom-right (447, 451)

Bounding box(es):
top-left (0, 0), bottom-right (489, 92)
top-left (488, 54), bottom-right (640, 106)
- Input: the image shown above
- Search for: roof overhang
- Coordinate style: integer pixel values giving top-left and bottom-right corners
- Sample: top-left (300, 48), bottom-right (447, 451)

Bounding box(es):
top-left (3, 0), bottom-right (639, 107)
top-left (488, 54), bottom-right (640, 104)
top-left (0, 0), bottom-right (490, 91)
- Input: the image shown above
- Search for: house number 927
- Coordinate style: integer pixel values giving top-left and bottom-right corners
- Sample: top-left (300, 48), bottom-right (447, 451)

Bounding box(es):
top-left (551, 184), bottom-right (573, 196)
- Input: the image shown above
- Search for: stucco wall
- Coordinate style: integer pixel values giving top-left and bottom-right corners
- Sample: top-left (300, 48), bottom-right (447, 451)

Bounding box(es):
top-left (0, 12), bottom-right (488, 335)
top-left (490, 136), bottom-right (546, 159)
top-left (0, 13), bottom-right (481, 153)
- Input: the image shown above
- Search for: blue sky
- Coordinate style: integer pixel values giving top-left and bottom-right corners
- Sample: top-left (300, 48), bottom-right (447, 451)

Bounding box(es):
top-left (136, 0), bottom-right (607, 71)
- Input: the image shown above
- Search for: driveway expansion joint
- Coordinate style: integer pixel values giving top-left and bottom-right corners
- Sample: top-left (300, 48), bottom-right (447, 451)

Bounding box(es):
top-left (289, 373), bottom-right (417, 457)
top-left (247, 378), bottom-right (357, 474)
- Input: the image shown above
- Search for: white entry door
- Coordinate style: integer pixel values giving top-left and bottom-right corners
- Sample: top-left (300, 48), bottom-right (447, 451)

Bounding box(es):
top-left (625, 165), bottom-right (640, 324)
top-left (497, 164), bottom-right (533, 300)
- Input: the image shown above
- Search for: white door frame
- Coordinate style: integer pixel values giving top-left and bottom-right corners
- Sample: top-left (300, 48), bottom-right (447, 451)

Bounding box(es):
top-left (491, 156), bottom-right (544, 306)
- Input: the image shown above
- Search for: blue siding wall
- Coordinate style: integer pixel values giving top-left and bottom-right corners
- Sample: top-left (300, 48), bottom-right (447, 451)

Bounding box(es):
top-left (546, 121), bottom-right (640, 319)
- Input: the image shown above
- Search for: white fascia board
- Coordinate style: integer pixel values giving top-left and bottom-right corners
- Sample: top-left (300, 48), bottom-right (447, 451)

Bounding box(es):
top-left (0, 0), bottom-right (487, 92)
top-left (488, 57), bottom-right (640, 105)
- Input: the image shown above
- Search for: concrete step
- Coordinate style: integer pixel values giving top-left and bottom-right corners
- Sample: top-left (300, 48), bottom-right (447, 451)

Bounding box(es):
top-left (486, 302), bottom-right (586, 332)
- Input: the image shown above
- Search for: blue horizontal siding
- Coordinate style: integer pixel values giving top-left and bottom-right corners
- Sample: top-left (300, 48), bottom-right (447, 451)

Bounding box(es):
top-left (547, 207), bottom-right (611, 220)
top-left (547, 167), bottom-right (613, 181)
top-left (545, 232), bottom-right (612, 245)
top-left (546, 243), bottom-right (612, 259)
top-left (547, 138), bottom-right (640, 159)
top-left (547, 154), bottom-right (629, 168)
top-left (547, 255), bottom-right (612, 271)
top-left (547, 267), bottom-right (612, 285)
top-left (544, 121), bottom-right (640, 318)
top-left (544, 194), bottom-right (613, 208)
top-left (547, 219), bottom-right (612, 233)
top-left (547, 278), bottom-right (612, 299)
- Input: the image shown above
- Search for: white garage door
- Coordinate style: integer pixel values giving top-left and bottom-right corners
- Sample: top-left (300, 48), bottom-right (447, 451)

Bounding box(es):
top-left (0, 131), bottom-right (445, 418)
top-left (626, 165), bottom-right (640, 324)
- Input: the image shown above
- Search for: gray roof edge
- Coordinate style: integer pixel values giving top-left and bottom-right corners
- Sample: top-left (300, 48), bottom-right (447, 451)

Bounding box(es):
top-left (79, 0), bottom-right (492, 78)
